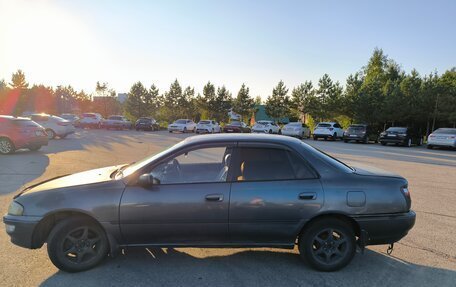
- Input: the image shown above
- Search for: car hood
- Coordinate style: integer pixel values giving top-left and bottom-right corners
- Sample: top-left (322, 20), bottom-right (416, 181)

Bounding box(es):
top-left (18, 165), bottom-right (123, 196)
top-left (352, 164), bottom-right (403, 179)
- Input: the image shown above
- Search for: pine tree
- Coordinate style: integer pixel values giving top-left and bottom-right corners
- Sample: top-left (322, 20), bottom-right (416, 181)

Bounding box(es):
top-left (233, 83), bottom-right (254, 121)
top-left (125, 82), bottom-right (147, 120)
top-left (265, 80), bottom-right (290, 122)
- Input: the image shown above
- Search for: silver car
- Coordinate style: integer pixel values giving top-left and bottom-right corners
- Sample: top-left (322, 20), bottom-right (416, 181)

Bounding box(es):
top-left (3, 134), bottom-right (415, 272)
top-left (427, 128), bottom-right (456, 149)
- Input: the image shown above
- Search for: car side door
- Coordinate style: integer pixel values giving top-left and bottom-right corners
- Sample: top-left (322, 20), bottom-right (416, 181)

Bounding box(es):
top-left (228, 143), bottom-right (324, 245)
top-left (119, 143), bottom-right (235, 245)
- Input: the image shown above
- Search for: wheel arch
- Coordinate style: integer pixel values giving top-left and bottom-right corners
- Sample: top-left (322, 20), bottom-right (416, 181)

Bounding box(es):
top-left (297, 212), bottom-right (361, 242)
top-left (31, 209), bottom-right (118, 256)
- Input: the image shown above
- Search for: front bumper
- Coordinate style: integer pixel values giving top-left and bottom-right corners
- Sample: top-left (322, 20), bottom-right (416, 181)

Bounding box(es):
top-left (354, 210), bottom-right (416, 245)
top-left (3, 214), bottom-right (42, 249)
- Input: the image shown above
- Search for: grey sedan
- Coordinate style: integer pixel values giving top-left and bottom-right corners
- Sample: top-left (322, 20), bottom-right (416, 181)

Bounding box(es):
top-left (3, 134), bottom-right (415, 272)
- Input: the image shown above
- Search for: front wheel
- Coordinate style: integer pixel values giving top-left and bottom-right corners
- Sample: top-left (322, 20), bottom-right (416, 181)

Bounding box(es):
top-left (298, 218), bottom-right (356, 272)
top-left (46, 129), bottom-right (56, 140)
top-left (0, 138), bottom-right (14, 154)
top-left (47, 217), bottom-right (109, 273)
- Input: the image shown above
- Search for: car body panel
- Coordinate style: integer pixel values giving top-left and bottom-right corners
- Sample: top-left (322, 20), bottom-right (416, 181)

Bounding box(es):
top-left (313, 122), bottom-right (344, 139)
top-left (427, 128), bottom-right (456, 148)
top-left (103, 116), bottom-right (132, 129)
top-left (379, 127), bottom-right (422, 146)
top-left (4, 134), bottom-right (415, 253)
top-left (251, 121), bottom-right (280, 134)
top-left (79, 113), bottom-right (104, 128)
top-left (135, 117), bottom-right (159, 131)
top-left (168, 119), bottom-right (196, 132)
top-left (281, 122), bottom-right (311, 138)
top-left (223, 122), bottom-right (251, 133)
top-left (196, 120), bottom-right (221, 133)
top-left (30, 114), bottom-right (75, 138)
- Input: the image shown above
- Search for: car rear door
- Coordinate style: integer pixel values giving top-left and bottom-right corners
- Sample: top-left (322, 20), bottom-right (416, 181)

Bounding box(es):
top-left (120, 143), bottom-right (235, 245)
top-left (228, 143), bottom-right (324, 245)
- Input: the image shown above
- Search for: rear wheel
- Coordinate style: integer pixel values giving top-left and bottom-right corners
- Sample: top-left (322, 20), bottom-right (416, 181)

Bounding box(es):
top-left (363, 137), bottom-right (368, 144)
top-left (47, 217), bottom-right (109, 273)
top-left (298, 218), bottom-right (356, 272)
top-left (381, 141), bottom-right (386, 146)
top-left (332, 133), bottom-right (337, 141)
top-left (0, 138), bottom-right (14, 154)
top-left (343, 139), bottom-right (348, 143)
top-left (183, 127), bottom-right (187, 133)
top-left (313, 136), bottom-right (318, 141)
top-left (46, 129), bottom-right (56, 139)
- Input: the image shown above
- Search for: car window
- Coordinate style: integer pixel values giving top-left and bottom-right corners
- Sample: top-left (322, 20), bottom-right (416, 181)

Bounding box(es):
top-left (31, 115), bottom-right (48, 122)
top-left (317, 123), bottom-right (331, 127)
top-left (150, 146), bottom-right (233, 184)
top-left (234, 147), bottom-right (296, 181)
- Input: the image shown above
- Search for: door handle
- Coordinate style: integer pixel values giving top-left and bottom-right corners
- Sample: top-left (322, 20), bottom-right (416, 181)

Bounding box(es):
top-left (299, 192), bottom-right (317, 200)
top-left (205, 194), bottom-right (223, 202)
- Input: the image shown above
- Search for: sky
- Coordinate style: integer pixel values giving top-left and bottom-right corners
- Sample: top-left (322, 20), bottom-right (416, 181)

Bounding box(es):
top-left (1, 0), bottom-right (455, 98)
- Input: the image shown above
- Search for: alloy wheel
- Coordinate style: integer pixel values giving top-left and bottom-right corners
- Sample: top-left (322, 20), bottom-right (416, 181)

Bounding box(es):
top-left (310, 228), bottom-right (348, 265)
top-left (0, 139), bottom-right (13, 154)
top-left (59, 226), bottom-right (103, 264)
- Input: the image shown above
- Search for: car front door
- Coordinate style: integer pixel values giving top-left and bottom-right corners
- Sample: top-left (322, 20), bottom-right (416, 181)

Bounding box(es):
top-left (229, 143), bottom-right (324, 244)
top-left (120, 143), bottom-right (235, 245)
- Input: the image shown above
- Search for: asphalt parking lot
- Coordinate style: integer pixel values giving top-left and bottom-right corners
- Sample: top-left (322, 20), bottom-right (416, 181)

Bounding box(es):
top-left (1, 129), bottom-right (455, 287)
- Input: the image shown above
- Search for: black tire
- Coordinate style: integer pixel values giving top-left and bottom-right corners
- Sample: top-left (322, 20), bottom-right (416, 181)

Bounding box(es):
top-left (46, 129), bottom-right (56, 140)
top-left (29, 145), bottom-right (42, 151)
top-left (169, 130), bottom-right (172, 133)
top-left (381, 141), bottom-right (386, 146)
top-left (332, 133), bottom-right (337, 141)
top-left (47, 217), bottom-right (109, 273)
top-left (363, 137), bottom-right (368, 144)
top-left (343, 139), bottom-right (348, 143)
top-left (0, 137), bottom-right (15, 154)
top-left (298, 218), bottom-right (356, 272)
top-left (269, 129), bottom-right (272, 134)
top-left (313, 136), bottom-right (318, 141)
top-left (183, 127), bottom-right (187, 133)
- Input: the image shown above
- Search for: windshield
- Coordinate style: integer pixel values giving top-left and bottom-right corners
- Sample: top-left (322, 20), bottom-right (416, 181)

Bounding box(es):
top-left (256, 121), bottom-right (271, 125)
top-left (199, 121), bottom-right (210, 124)
top-left (386, 127), bottom-right (407, 133)
top-left (228, 121), bottom-right (241, 126)
top-left (434, 128), bottom-right (456, 135)
top-left (174, 120), bottom-right (187, 124)
top-left (82, 113), bottom-right (96, 118)
top-left (348, 125), bottom-right (366, 131)
top-left (287, 123), bottom-right (301, 127)
top-left (317, 123), bottom-right (331, 128)
top-left (108, 116), bottom-right (122, 120)
top-left (119, 141), bottom-right (187, 178)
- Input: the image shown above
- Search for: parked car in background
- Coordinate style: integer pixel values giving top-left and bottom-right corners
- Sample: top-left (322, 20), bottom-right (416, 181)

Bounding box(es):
top-left (168, 119), bottom-right (196, 133)
top-left (252, 120), bottom-right (280, 134)
top-left (427, 128), bottom-right (456, 149)
top-left (343, 124), bottom-right (378, 144)
top-left (60, 114), bottom-right (80, 128)
top-left (222, 121), bottom-right (251, 133)
top-left (0, 115), bottom-right (48, 154)
top-left (103, 115), bottom-right (132, 130)
top-left (79, 113), bottom-right (104, 129)
top-left (313, 122), bottom-right (344, 141)
top-left (30, 114), bottom-right (75, 139)
top-left (196, 120), bottom-right (221, 134)
top-left (3, 134), bottom-right (415, 272)
top-left (281, 122), bottom-right (311, 139)
top-left (135, 117), bottom-right (160, 131)
top-left (379, 127), bottom-right (422, 147)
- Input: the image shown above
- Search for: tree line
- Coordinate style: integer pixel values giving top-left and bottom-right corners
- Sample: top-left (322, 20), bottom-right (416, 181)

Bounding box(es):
top-left (1, 48), bottom-right (455, 134)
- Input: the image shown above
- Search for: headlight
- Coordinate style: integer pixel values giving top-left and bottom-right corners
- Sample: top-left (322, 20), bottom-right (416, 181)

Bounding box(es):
top-left (8, 201), bottom-right (24, 216)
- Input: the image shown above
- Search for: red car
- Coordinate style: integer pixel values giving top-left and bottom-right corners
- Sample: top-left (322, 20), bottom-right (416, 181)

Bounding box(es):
top-left (0, 115), bottom-right (48, 154)
top-left (222, 121), bottom-right (251, 133)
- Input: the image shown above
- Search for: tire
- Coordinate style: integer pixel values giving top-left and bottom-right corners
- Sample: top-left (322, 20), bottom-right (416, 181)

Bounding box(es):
top-left (169, 130), bottom-right (172, 133)
top-left (427, 145), bottom-right (433, 149)
top-left (313, 136), bottom-right (318, 141)
top-left (183, 127), bottom-right (187, 133)
top-left (332, 133), bottom-right (337, 141)
top-left (29, 145), bottom-right (42, 151)
top-left (363, 137), bottom-right (368, 144)
top-left (343, 139), bottom-right (348, 143)
top-left (298, 218), bottom-right (356, 272)
top-left (46, 129), bottom-right (56, 140)
top-left (0, 137), bottom-right (15, 154)
top-left (381, 141), bottom-right (386, 146)
top-left (269, 130), bottom-right (272, 134)
top-left (47, 217), bottom-right (109, 273)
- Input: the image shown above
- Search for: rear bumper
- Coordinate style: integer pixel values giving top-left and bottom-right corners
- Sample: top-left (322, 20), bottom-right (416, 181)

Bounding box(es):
top-left (3, 215), bottom-right (42, 249)
top-left (282, 130), bottom-right (301, 137)
top-left (314, 133), bottom-right (335, 138)
top-left (379, 137), bottom-right (407, 144)
top-left (427, 140), bottom-right (456, 147)
top-left (343, 135), bottom-right (366, 141)
top-left (353, 210), bottom-right (416, 245)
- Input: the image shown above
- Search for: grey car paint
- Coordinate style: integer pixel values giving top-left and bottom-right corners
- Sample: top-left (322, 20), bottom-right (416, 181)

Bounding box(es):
top-left (4, 134), bottom-right (414, 253)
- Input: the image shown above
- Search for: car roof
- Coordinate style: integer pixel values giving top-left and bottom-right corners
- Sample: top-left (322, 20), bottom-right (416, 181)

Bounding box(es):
top-left (183, 133), bottom-right (302, 146)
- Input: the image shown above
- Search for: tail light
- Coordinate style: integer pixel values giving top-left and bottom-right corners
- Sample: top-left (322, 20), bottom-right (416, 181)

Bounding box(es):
top-left (429, 134), bottom-right (435, 138)
top-left (401, 186), bottom-right (410, 198)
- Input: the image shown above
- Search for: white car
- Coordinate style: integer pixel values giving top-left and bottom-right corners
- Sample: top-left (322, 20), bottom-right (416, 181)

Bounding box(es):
top-left (30, 114), bottom-right (75, 139)
top-left (79, 113), bottom-right (104, 129)
top-left (281, 122), bottom-right (311, 139)
top-left (252, 120), bottom-right (280, 134)
top-left (168, 119), bottom-right (196, 133)
top-left (427, 128), bottom-right (456, 149)
top-left (313, 122), bottom-right (344, 140)
top-left (196, 120), bottom-right (221, 134)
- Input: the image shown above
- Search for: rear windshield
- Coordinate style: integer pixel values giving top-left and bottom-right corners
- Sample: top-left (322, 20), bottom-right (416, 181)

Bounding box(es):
top-left (12, 119), bottom-right (41, 127)
top-left (317, 123), bottom-right (331, 127)
top-left (288, 123), bottom-right (302, 127)
top-left (386, 127), bottom-right (407, 133)
top-left (257, 121), bottom-right (271, 125)
top-left (82, 113), bottom-right (96, 118)
top-left (302, 142), bottom-right (353, 173)
top-left (229, 121), bottom-right (241, 126)
top-left (434, 128), bottom-right (456, 135)
top-left (108, 116), bottom-right (122, 120)
top-left (199, 121), bottom-right (210, 124)
top-left (138, 118), bottom-right (151, 122)
top-left (348, 125), bottom-right (366, 131)
top-left (175, 120), bottom-right (187, 124)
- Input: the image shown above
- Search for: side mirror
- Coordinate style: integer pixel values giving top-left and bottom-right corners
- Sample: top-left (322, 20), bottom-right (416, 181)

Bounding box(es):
top-left (138, 174), bottom-right (160, 187)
